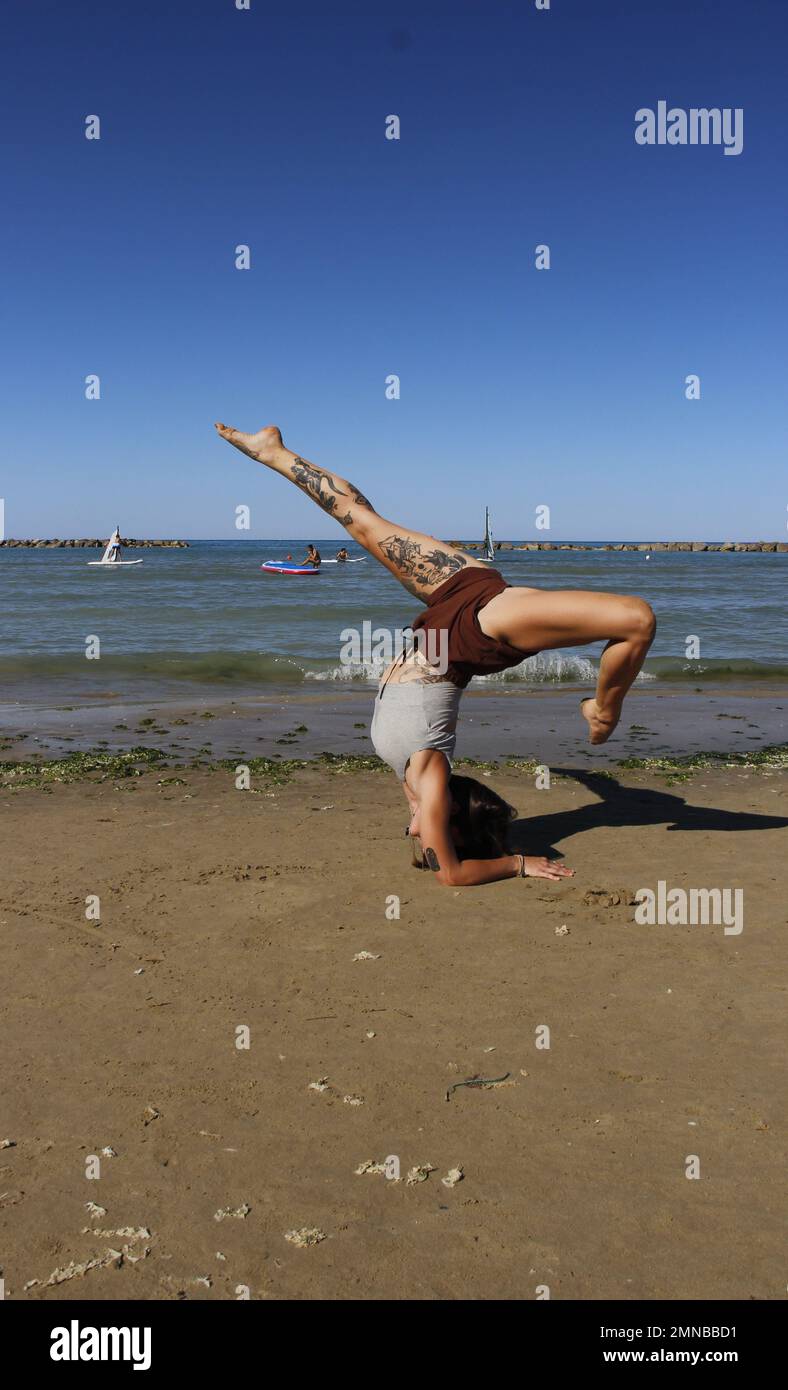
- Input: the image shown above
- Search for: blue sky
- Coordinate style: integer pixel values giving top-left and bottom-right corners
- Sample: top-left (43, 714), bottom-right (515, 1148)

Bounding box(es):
top-left (2, 0), bottom-right (785, 541)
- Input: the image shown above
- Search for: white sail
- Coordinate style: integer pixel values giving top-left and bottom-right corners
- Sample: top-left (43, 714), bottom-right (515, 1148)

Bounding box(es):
top-left (88, 526), bottom-right (143, 566)
top-left (483, 507), bottom-right (495, 561)
top-left (99, 527), bottom-right (122, 563)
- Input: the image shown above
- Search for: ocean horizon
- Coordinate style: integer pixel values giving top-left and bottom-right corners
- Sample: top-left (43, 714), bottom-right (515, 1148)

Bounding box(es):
top-left (3, 536), bottom-right (786, 546)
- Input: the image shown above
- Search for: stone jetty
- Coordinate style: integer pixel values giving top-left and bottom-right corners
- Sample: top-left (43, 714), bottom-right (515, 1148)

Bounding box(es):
top-left (3, 538), bottom-right (785, 552)
top-left (457, 541), bottom-right (787, 553)
top-left (0, 538), bottom-right (189, 548)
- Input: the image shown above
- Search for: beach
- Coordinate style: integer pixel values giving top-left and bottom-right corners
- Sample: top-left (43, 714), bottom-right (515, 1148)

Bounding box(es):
top-left (2, 541), bottom-right (787, 1301)
top-left (2, 750), bottom-right (786, 1301)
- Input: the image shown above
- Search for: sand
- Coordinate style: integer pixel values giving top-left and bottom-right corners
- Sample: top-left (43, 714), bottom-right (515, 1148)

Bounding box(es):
top-left (2, 752), bottom-right (786, 1301)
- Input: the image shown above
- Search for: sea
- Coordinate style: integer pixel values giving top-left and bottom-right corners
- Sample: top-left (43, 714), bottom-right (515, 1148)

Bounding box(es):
top-left (1, 540), bottom-right (787, 707)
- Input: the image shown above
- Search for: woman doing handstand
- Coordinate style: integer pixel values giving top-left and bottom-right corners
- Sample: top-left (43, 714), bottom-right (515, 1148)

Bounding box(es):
top-left (216, 423), bottom-right (656, 889)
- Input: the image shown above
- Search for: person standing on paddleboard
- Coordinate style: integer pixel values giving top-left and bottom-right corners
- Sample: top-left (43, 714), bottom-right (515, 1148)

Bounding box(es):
top-left (216, 422), bottom-right (656, 889)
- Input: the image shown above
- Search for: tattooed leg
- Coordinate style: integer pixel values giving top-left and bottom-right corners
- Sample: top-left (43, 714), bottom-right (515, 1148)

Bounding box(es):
top-left (377, 534), bottom-right (468, 594)
top-left (214, 421), bottom-right (486, 598)
top-left (290, 456), bottom-right (353, 526)
top-left (215, 423), bottom-right (372, 528)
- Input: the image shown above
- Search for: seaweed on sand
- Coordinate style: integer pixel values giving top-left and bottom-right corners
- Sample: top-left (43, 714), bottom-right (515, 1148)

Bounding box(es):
top-left (0, 747), bottom-right (168, 788)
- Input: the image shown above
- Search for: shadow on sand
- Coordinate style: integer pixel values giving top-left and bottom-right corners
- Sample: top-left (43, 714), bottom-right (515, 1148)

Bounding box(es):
top-left (507, 768), bottom-right (788, 860)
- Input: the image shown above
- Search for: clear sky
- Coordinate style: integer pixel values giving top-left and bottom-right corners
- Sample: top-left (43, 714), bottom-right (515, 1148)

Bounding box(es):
top-left (2, 0), bottom-right (785, 541)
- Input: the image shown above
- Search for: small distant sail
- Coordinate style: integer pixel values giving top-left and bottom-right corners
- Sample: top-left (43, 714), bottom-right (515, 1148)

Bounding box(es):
top-left (88, 524), bottom-right (142, 567)
top-left (482, 507), bottom-right (495, 562)
top-left (99, 527), bottom-right (122, 564)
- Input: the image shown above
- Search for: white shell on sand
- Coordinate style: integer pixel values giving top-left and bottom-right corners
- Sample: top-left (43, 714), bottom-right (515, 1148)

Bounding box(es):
top-left (441, 1167), bottom-right (464, 1189)
top-left (406, 1164), bottom-right (436, 1186)
top-left (214, 1203), bottom-right (250, 1222)
top-left (79, 1226), bottom-right (150, 1240)
top-left (285, 1227), bottom-right (326, 1247)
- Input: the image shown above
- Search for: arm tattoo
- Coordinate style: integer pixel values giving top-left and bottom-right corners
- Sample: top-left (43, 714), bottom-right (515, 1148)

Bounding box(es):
top-left (397, 649), bottom-right (454, 684)
top-left (424, 847), bottom-right (441, 872)
top-left (379, 535), bottom-right (467, 593)
top-left (291, 457), bottom-right (352, 524)
top-left (349, 484), bottom-right (373, 508)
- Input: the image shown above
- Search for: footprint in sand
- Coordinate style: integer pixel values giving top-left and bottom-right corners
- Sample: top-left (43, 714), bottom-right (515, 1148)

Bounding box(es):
top-left (581, 888), bottom-right (637, 909)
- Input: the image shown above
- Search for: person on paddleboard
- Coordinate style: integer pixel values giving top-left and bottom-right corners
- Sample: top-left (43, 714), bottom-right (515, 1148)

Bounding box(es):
top-left (302, 543), bottom-right (321, 568)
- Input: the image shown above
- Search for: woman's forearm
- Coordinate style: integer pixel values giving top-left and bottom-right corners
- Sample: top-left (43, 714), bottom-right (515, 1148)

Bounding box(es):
top-left (439, 855), bottom-right (520, 888)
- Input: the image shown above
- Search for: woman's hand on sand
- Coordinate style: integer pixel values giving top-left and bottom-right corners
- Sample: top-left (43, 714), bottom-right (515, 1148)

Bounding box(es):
top-left (215, 422), bottom-right (284, 464)
top-left (523, 857), bottom-right (574, 880)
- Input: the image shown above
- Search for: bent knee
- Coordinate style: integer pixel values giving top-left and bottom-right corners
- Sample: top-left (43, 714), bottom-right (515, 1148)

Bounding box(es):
top-left (627, 597), bottom-right (657, 642)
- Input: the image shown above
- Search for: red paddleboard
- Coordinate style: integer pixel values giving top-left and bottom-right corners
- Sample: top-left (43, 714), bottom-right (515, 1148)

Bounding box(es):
top-left (261, 561), bottom-right (321, 575)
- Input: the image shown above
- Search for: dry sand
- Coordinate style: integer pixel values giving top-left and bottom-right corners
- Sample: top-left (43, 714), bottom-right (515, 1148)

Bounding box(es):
top-left (1, 759), bottom-right (786, 1300)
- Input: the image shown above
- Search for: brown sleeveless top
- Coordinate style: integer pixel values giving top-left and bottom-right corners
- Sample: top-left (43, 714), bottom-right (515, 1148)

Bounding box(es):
top-left (410, 566), bottom-right (536, 688)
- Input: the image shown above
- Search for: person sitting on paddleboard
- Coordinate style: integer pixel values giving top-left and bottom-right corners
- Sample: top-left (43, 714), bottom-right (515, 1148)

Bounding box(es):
top-left (336, 547), bottom-right (349, 562)
top-left (216, 421), bottom-right (656, 889)
top-left (303, 544), bottom-right (321, 568)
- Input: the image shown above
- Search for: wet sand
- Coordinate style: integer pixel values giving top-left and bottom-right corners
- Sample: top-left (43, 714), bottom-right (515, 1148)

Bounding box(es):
top-left (1, 754), bottom-right (786, 1300)
top-left (1, 684), bottom-right (786, 768)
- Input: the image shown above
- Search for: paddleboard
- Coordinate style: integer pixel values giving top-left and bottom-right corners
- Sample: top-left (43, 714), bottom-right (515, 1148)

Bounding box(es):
top-left (88, 559), bottom-right (144, 567)
top-left (261, 561), bottom-right (321, 575)
top-left (321, 557), bottom-right (365, 564)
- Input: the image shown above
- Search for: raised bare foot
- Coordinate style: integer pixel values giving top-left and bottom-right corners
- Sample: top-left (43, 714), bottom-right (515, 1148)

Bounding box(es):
top-left (580, 697), bottom-right (620, 745)
top-left (214, 422), bottom-right (284, 464)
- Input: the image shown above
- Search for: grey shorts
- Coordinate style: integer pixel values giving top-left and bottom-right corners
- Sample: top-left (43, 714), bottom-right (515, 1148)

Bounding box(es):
top-left (370, 679), bottom-right (461, 780)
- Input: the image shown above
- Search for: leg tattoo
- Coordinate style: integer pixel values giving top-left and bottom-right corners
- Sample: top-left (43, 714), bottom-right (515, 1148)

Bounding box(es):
top-left (291, 458), bottom-right (372, 527)
top-left (379, 535), bottom-right (467, 594)
top-left (291, 457), bottom-right (353, 524)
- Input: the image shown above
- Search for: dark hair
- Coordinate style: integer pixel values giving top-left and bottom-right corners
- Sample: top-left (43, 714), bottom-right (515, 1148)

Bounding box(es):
top-left (447, 774), bottom-right (517, 859)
